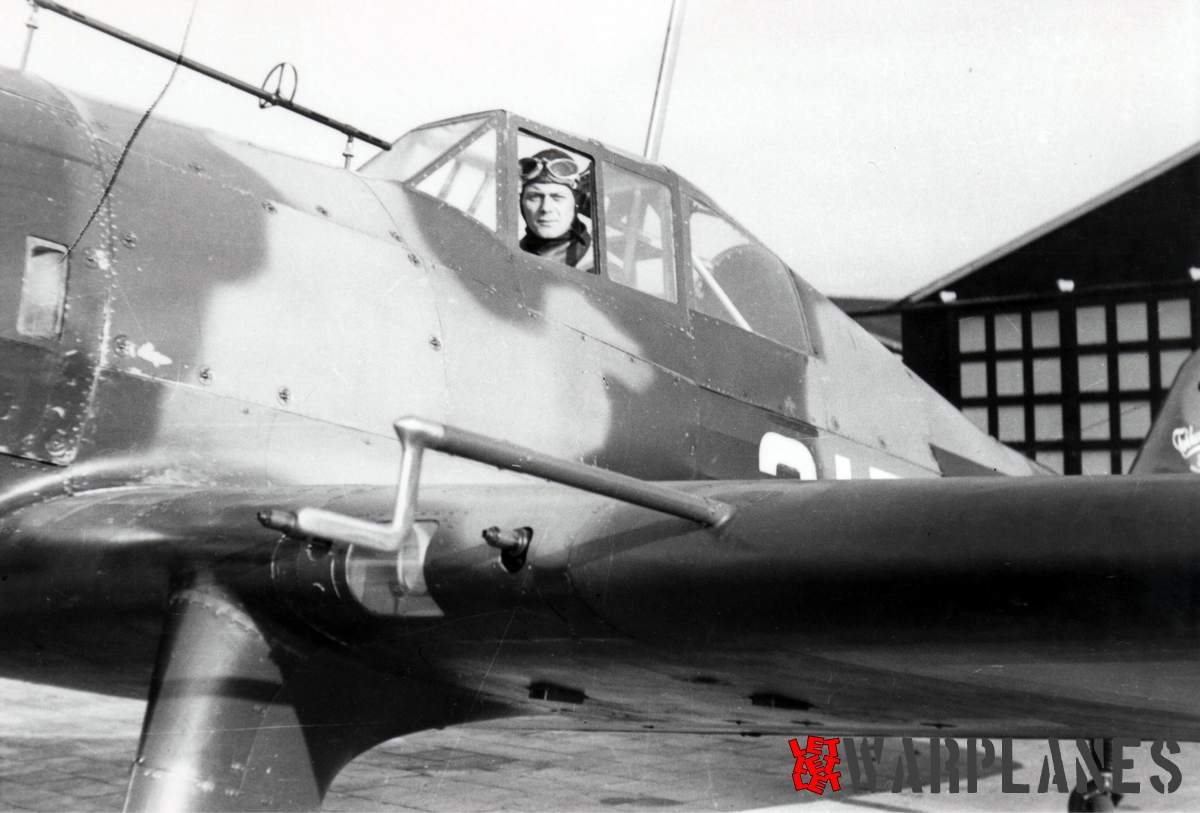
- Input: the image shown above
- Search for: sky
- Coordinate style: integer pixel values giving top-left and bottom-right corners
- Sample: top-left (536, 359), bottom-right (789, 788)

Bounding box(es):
top-left (0, 0), bottom-right (1197, 299)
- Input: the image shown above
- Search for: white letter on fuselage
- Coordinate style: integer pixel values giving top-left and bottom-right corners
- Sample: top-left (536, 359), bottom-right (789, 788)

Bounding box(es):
top-left (759, 432), bottom-right (817, 480)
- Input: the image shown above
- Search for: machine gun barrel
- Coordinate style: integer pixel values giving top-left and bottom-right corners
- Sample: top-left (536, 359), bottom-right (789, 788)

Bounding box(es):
top-left (32, 0), bottom-right (392, 151)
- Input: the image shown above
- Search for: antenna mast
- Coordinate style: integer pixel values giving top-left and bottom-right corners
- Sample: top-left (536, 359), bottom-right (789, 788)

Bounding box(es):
top-left (643, 0), bottom-right (686, 162)
top-left (19, 1), bottom-right (38, 70)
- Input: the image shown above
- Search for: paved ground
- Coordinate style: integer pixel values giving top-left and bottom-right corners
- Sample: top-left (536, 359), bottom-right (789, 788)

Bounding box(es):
top-left (2, 677), bottom-right (1199, 812)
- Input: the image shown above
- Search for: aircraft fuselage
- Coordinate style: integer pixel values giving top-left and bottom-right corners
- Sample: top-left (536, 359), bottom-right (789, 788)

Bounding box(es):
top-left (0, 68), bottom-right (1035, 515)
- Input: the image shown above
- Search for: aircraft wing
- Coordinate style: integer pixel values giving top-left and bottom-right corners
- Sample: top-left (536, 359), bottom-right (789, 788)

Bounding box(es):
top-left (4, 469), bottom-right (1200, 809)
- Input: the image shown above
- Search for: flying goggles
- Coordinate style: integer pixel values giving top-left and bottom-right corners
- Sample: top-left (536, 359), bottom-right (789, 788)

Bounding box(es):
top-left (519, 155), bottom-right (585, 187)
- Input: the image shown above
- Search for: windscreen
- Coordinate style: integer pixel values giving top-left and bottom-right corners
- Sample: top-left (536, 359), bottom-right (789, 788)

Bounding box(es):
top-left (361, 117), bottom-right (488, 182)
top-left (363, 117), bottom-right (498, 229)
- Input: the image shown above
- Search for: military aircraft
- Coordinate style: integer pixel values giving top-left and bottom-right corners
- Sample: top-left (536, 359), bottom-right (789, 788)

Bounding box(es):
top-left (4, 4), bottom-right (1200, 812)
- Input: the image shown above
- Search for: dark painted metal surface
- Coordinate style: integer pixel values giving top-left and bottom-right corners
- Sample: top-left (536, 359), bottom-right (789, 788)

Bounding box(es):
top-left (128, 573), bottom-right (508, 812)
top-left (0, 72), bottom-right (109, 465)
top-left (7, 474), bottom-right (1200, 741)
top-left (691, 312), bottom-right (810, 413)
top-left (1132, 345), bottom-right (1200, 474)
top-left (0, 58), bottom-right (1187, 813)
top-left (126, 576), bottom-right (325, 812)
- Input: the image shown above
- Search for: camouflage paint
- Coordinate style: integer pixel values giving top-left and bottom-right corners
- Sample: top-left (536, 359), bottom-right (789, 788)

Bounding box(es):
top-left (0, 78), bottom-right (1036, 506)
top-left (0, 65), bottom-right (1068, 812)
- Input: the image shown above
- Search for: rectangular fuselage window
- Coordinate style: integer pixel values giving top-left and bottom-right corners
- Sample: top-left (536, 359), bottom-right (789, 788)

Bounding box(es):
top-left (17, 236), bottom-right (68, 339)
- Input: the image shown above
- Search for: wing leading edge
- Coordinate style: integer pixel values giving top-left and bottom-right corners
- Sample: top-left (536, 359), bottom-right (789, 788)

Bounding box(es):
top-left (5, 467), bottom-right (1200, 809)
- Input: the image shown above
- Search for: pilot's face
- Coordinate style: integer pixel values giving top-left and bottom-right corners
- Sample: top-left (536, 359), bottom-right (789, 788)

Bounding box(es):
top-left (521, 182), bottom-right (576, 240)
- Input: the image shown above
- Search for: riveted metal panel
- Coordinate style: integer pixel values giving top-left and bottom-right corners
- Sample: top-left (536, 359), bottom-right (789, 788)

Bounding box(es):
top-left (691, 313), bottom-right (808, 416)
top-left (0, 71), bottom-right (111, 465)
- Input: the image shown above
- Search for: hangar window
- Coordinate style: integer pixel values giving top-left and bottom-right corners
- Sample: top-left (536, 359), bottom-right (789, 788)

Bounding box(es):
top-left (1034, 404), bottom-right (1062, 441)
top-left (1036, 450), bottom-right (1064, 473)
top-left (1117, 352), bottom-right (1149, 390)
top-left (995, 360), bottom-right (1023, 395)
top-left (1080, 403), bottom-right (1111, 440)
top-left (1158, 298), bottom-right (1191, 339)
top-left (959, 362), bottom-right (986, 398)
top-left (953, 295), bottom-right (1197, 474)
top-left (963, 406), bottom-right (988, 434)
top-left (1078, 354), bottom-right (1108, 392)
top-left (1161, 348), bottom-right (1189, 386)
top-left (997, 406), bottom-right (1024, 441)
top-left (993, 312), bottom-right (1022, 350)
top-left (1030, 310), bottom-right (1059, 348)
top-left (1081, 450), bottom-right (1111, 475)
top-left (1120, 400), bottom-right (1151, 440)
top-left (1116, 302), bottom-right (1148, 342)
top-left (686, 201), bottom-right (809, 352)
top-left (958, 315), bottom-right (985, 352)
top-left (1032, 358), bottom-right (1061, 394)
top-left (1076, 306), bottom-right (1106, 344)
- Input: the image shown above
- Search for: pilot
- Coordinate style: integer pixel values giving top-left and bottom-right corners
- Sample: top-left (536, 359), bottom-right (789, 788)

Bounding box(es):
top-left (518, 148), bottom-right (593, 270)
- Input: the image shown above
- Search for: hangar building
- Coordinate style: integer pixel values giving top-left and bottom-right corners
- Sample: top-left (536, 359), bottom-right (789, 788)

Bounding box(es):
top-left (884, 142), bottom-right (1200, 475)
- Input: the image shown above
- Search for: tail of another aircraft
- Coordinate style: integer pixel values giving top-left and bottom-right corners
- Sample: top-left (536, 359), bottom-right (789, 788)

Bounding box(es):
top-left (1130, 348), bottom-right (1200, 474)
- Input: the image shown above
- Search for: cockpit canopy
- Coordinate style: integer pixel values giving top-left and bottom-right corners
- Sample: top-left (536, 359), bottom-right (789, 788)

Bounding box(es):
top-left (363, 114), bottom-right (500, 229)
top-left (361, 111), bottom-right (812, 355)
